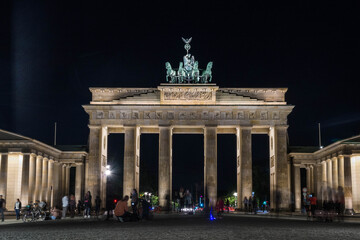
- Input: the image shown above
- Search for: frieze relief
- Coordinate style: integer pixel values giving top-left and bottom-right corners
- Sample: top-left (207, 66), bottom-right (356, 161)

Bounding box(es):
top-left (94, 110), bottom-right (285, 121)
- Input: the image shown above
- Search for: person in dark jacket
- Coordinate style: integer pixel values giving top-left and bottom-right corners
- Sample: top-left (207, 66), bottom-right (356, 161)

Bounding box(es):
top-left (0, 195), bottom-right (5, 222)
top-left (14, 199), bottom-right (22, 220)
top-left (95, 196), bottom-right (102, 217)
top-left (84, 191), bottom-right (92, 218)
top-left (69, 194), bottom-right (76, 218)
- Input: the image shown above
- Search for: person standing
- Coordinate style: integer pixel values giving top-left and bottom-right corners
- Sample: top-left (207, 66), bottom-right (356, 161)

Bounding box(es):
top-left (248, 196), bottom-right (253, 213)
top-left (95, 195), bottom-right (101, 217)
top-left (14, 198), bottom-right (22, 220)
top-left (179, 188), bottom-right (184, 211)
top-left (130, 189), bottom-right (138, 216)
top-left (0, 195), bottom-right (5, 222)
top-left (77, 200), bottom-right (82, 216)
top-left (69, 194), bottom-right (76, 218)
top-left (62, 195), bottom-right (69, 219)
top-left (252, 196), bottom-right (257, 215)
top-left (225, 199), bottom-right (230, 213)
top-left (243, 197), bottom-right (249, 212)
top-left (84, 191), bottom-right (92, 218)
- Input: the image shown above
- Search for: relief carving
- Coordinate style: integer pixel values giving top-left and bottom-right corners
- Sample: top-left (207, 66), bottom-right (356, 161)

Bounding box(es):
top-left (156, 111), bottom-right (163, 119)
top-left (237, 111), bottom-right (245, 119)
top-left (260, 111), bottom-right (268, 120)
top-left (226, 112), bottom-right (233, 119)
top-left (273, 111), bottom-right (280, 120)
top-left (249, 111), bottom-right (256, 119)
top-left (144, 111), bottom-right (151, 119)
top-left (164, 91), bottom-right (212, 101)
top-left (96, 111), bottom-right (104, 119)
top-left (214, 111), bottom-right (220, 120)
top-left (132, 111), bottom-right (139, 119)
top-left (179, 112), bottom-right (187, 119)
top-left (202, 111), bottom-right (209, 120)
top-left (167, 112), bottom-right (174, 119)
top-left (109, 111), bottom-right (116, 119)
top-left (119, 111), bottom-right (128, 119)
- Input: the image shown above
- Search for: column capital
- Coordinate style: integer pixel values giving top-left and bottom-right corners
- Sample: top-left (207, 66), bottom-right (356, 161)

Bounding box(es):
top-left (48, 159), bottom-right (54, 164)
top-left (43, 157), bottom-right (49, 161)
top-left (75, 162), bottom-right (83, 166)
top-left (36, 155), bottom-right (43, 160)
top-left (239, 125), bottom-right (252, 130)
top-left (30, 153), bottom-right (37, 157)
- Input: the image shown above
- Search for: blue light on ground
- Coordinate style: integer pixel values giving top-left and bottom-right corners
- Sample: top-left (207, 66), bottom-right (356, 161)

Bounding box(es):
top-left (209, 208), bottom-right (216, 221)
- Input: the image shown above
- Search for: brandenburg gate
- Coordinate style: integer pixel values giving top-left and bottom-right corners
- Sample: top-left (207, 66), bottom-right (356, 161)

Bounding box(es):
top-left (83, 38), bottom-right (294, 209)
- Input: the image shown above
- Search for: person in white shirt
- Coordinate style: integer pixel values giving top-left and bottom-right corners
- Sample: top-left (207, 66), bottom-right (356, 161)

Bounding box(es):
top-left (62, 195), bottom-right (69, 219)
top-left (14, 199), bottom-right (22, 220)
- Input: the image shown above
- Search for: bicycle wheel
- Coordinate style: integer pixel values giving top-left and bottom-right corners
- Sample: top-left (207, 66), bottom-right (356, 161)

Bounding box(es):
top-left (38, 210), bottom-right (46, 221)
top-left (22, 212), bottom-right (33, 222)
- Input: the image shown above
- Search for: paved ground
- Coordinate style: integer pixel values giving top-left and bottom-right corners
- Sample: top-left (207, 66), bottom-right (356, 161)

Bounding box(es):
top-left (0, 213), bottom-right (359, 240)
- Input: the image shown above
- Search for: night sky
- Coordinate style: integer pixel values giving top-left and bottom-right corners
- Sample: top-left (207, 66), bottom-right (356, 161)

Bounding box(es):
top-left (1, 1), bottom-right (359, 198)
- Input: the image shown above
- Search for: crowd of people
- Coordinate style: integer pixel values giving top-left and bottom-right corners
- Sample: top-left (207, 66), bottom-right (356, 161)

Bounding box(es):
top-left (0, 186), bottom-right (350, 223)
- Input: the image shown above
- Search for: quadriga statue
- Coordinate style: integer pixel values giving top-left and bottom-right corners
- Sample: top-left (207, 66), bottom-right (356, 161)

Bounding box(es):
top-left (165, 62), bottom-right (177, 83)
top-left (201, 62), bottom-right (213, 83)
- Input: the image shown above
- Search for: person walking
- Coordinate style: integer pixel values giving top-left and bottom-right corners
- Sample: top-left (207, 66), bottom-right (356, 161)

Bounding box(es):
top-left (248, 196), bottom-right (253, 213)
top-left (179, 187), bottom-right (184, 211)
top-left (14, 198), bottom-right (22, 220)
top-left (69, 194), bottom-right (76, 218)
top-left (84, 191), bottom-right (92, 218)
top-left (62, 195), bottom-right (69, 219)
top-left (226, 198), bottom-right (230, 213)
top-left (77, 200), bottom-right (82, 216)
top-left (130, 189), bottom-right (138, 216)
top-left (252, 196), bottom-right (257, 215)
top-left (61, 195), bottom-right (69, 219)
top-left (95, 195), bottom-right (101, 217)
top-left (0, 195), bottom-right (5, 222)
top-left (243, 197), bottom-right (248, 212)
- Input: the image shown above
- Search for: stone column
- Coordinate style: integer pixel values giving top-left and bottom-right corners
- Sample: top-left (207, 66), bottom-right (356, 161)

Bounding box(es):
top-left (274, 126), bottom-right (290, 210)
top-left (315, 164), bottom-right (322, 205)
top-left (47, 160), bottom-right (54, 207)
top-left (239, 127), bottom-right (252, 208)
top-left (310, 166), bottom-right (314, 194)
top-left (87, 125), bottom-right (101, 205)
top-left (53, 162), bottom-right (61, 207)
top-left (236, 128), bottom-right (241, 209)
top-left (294, 165), bottom-right (301, 211)
top-left (321, 161), bottom-right (327, 201)
top-left (306, 167), bottom-right (311, 193)
top-left (34, 155), bottom-right (43, 201)
top-left (338, 156), bottom-right (345, 189)
top-left (123, 126), bottom-right (136, 203)
top-left (41, 157), bottom-right (48, 201)
top-left (28, 153), bottom-right (36, 202)
top-left (204, 126), bottom-right (217, 208)
top-left (61, 164), bottom-right (66, 196)
top-left (332, 157), bottom-right (338, 192)
top-left (21, 154), bottom-right (30, 204)
top-left (65, 165), bottom-right (71, 195)
top-left (75, 163), bottom-right (84, 203)
top-left (326, 159), bottom-right (333, 200)
top-left (0, 154), bottom-right (8, 199)
top-left (158, 126), bottom-right (172, 209)
top-left (343, 155), bottom-right (352, 210)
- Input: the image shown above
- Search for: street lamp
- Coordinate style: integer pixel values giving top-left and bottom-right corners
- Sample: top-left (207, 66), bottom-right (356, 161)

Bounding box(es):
top-left (106, 165), bottom-right (111, 176)
top-left (233, 192), bottom-right (238, 207)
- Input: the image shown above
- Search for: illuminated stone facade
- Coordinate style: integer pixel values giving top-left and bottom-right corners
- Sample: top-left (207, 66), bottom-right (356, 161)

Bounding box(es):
top-left (83, 84), bottom-right (294, 210)
top-left (0, 129), bottom-right (87, 210)
top-left (289, 136), bottom-right (360, 213)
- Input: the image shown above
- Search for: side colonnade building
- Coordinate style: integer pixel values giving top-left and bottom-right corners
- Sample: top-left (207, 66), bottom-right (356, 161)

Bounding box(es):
top-left (0, 129), bottom-right (87, 210)
top-left (289, 136), bottom-right (360, 213)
